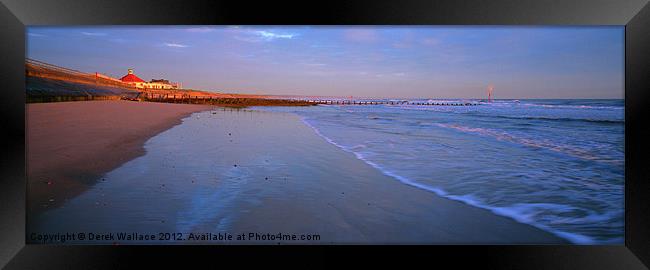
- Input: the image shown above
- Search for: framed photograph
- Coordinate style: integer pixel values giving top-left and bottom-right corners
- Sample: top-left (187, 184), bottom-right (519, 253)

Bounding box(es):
top-left (1, 0), bottom-right (649, 268)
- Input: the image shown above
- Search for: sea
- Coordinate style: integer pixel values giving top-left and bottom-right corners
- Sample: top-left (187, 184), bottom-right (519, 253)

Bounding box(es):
top-left (255, 99), bottom-right (625, 244)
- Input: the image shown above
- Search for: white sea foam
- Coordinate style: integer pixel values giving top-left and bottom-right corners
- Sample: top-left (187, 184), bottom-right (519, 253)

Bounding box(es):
top-left (299, 116), bottom-right (618, 244)
top-left (258, 100), bottom-right (623, 244)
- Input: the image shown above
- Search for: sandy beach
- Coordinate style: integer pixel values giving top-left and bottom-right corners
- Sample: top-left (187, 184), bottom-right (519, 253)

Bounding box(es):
top-left (28, 107), bottom-right (567, 244)
top-left (22, 26), bottom-right (625, 246)
top-left (27, 101), bottom-right (212, 216)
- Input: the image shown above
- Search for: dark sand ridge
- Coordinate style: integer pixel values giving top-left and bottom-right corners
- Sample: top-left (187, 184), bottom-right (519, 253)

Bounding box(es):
top-left (26, 101), bottom-right (212, 216)
top-left (28, 108), bottom-right (567, 244)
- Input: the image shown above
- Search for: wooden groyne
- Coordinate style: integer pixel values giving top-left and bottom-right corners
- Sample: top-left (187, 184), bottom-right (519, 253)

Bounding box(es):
top-left (134, 93), bottom-right (479, 107)
top-left (136, 92), bottom-right (315, 107)
top-left (305, 100), bottom-right (479, 106)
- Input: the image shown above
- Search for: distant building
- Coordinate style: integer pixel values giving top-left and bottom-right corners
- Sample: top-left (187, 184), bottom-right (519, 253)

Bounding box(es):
top-left (119, 69), bottom-right (181, 89)
top-left (119, 69), bottom-right (146, 89)
top-left (148, 78), bottom-right (181, 89)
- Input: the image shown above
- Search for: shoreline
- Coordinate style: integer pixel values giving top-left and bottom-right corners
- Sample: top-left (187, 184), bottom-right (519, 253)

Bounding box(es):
top-left (29, 107), bottom-right (567, 244)
top-left (298, 116), bottom-right (580, 243)
top-left (27, 100), bottom-right (213, 216)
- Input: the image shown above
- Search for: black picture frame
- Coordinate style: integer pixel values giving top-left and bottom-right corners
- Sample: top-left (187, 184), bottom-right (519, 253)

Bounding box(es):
top-left (1, 0), bottom-right (649, 268)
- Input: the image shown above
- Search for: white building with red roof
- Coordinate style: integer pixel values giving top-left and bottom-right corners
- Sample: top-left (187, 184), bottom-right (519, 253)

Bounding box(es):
top-left (119, 69), bottom-right (180, 90)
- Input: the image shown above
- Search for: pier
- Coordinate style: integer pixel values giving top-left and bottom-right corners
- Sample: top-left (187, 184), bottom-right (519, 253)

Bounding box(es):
top-left (133, 93), bottom-right (480, 107)
top-left (132, 92), bottom-right (480, 107)
top-left (134, 92), bottom-right (315, 107)
top-left (303, 99), bottom-right (479, 106)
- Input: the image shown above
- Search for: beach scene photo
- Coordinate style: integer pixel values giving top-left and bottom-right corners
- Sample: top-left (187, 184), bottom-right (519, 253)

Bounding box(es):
top-left (26, 26), bottom-right (624, 244)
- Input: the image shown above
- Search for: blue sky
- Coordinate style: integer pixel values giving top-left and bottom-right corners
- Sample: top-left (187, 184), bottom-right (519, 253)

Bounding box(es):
top-left (26, 26), bottom-right (624, 99)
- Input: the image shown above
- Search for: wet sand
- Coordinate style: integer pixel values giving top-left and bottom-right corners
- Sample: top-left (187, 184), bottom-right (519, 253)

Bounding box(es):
top-left (29, 109), bottom-right (567, 244)
top-left (27, 101), bottom-right (212, 216)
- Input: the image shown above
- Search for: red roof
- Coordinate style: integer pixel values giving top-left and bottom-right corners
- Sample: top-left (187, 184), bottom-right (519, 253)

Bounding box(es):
top-left (120, 73), bottom-right (145, 83)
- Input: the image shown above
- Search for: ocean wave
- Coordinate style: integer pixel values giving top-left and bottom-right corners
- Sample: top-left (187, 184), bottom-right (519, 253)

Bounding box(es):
top-left (474, 114), bottom-right (624, 124)
top-left (489, 202), bottom-right (623, 244)
top-left (518, 103), bottom-right (623, 110)
top-left (482, 101), bottom-right (623, 110)
top-left (299, 116), bottom-right (611, 244)
top-left (390, 103), bottom-right (623, 123)
top-left (434, 123), bottom-right (620, 164)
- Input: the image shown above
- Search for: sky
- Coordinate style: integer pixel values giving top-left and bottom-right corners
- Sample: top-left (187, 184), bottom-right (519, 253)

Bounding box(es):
top-left (26, 26), bottom-right (624, 99)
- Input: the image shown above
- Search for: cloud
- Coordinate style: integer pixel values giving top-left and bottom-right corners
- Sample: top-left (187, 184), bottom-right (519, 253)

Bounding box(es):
top-left (231, 52), bottom-right (256, 59)
top-left (164, 42), bottom-right (189, 48)
top-left (81, 32), bottom-right (107, 36)
top-left (304, 70), bottom-right (338, 76)
top-left (187, 27), bottom-right (214, 33)
top-left (369, 72), bottom-right (407, 78)
top-left (304, 63), bottom-right (327, 67)
top-left (254, 31), bottom-right (295, 40)
top-left (234, 29), bottom-right (297, 42)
